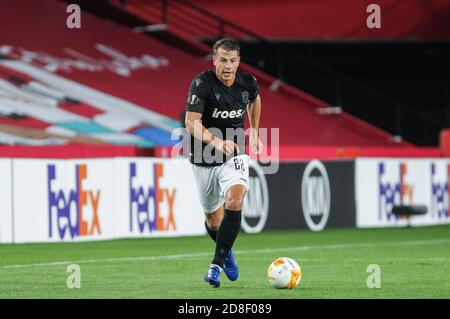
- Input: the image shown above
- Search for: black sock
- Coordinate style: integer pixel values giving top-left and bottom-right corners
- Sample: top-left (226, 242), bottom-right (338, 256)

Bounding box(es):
top-left (211, 210), bottom-right (242, 268)
top-left (205, 221), bottom-right (218, 243)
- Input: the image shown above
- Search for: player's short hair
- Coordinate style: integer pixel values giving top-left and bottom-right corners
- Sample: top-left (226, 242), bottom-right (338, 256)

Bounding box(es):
top-left (213, 38), bottom-right (240, 55)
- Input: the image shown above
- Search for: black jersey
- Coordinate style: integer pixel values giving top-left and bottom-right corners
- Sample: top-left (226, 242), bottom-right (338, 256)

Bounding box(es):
top-left (185, 69), bottom-right (259, 166)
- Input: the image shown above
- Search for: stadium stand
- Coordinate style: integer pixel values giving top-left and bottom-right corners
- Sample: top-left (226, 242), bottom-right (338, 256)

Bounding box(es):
top-left (96, 0), bottom-right (449, 148)
top-left (0, 0), bottom-right (446, 159)
top-left (184, 0), bottom-right (450, 39)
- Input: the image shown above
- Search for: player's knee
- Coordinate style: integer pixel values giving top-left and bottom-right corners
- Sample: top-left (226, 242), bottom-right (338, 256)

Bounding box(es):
top-left (225, 185), bottom-right (247, 211)
top-left (208, 219), bottom-right (221, 230)
top-left (225, 196), bottom-right (244, 211)
top-left (205, 214), bottom-right (222, 230)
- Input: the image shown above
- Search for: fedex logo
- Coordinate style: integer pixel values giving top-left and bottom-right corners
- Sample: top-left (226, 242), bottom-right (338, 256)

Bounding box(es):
top-left (430, 163), bottom-right (449, 219)
top-left (378, 162), bottom-right (414, 221)
top-left (48, 164), bottom-right (101, 239)
top-left (129, 163), bottom-right (177, 233)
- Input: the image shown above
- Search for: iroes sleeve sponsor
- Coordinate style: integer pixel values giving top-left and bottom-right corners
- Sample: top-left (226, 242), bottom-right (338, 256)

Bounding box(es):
top-left (186, 75), bottom-right (208, 114)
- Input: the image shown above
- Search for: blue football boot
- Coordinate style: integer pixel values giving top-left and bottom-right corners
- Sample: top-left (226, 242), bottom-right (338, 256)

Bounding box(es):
top-left (203, 264), bottom-right (221, 288)
top-left (223, 250), bottom-right (239, 281)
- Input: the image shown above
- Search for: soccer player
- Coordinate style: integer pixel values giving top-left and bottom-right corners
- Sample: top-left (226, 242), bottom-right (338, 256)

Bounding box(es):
top-left (185, 38), bottom-right (263, 288)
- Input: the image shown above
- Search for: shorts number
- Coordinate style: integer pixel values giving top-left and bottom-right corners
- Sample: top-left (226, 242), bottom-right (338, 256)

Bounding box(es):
top-left (234, 158), bottom-right (245, 172)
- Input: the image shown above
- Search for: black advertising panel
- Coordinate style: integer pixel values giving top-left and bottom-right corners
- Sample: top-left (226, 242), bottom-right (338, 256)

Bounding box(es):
top-left (261, 160), bottom-right (356, 231)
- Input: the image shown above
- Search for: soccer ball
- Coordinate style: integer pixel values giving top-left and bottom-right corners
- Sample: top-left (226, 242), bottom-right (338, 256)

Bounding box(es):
top-left (267, 257), bottom-right (302, 289)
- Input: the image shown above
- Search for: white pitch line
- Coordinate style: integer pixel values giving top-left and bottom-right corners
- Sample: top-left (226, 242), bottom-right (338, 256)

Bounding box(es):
top-left (0, 253), bottom-right (212, 269)
top-left (1, 238), bottom-right (449, 270)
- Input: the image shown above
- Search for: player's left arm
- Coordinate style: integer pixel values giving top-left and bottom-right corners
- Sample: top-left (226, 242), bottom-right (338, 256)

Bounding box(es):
top-left (247, 94), bottom-right (263, 154)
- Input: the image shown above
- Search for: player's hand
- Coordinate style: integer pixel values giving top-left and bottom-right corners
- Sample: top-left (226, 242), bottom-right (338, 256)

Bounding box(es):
top-left (250, 130), bottom-right (263, 154)
top-left (211, 138), bottom-right (238, 156)
top-left (222, 140), bottom-right (239, 156)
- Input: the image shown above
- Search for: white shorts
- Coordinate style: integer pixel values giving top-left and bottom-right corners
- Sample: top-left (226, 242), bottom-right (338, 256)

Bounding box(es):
top-left (192, 155), bottom-right (249, 213)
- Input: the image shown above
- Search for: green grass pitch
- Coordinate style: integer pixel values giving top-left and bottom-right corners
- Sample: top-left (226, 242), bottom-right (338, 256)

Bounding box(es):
top-left (0, 225), bottom-right (449, 298)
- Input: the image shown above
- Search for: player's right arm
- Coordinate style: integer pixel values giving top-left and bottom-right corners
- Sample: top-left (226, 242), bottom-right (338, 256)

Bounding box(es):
top-left (185, 75), bottom-right (237, 156)
top-left (185, 111), bottom-right (237, 156)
